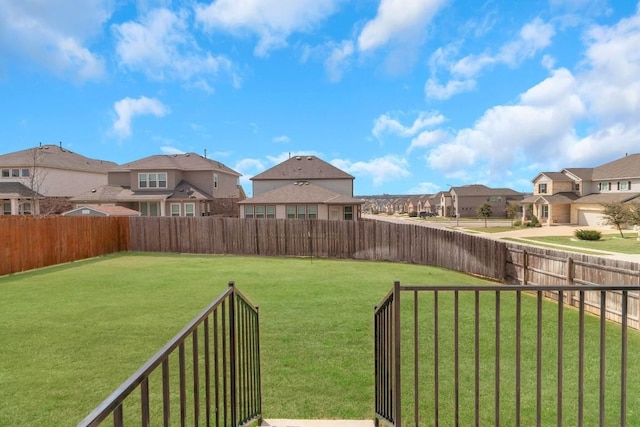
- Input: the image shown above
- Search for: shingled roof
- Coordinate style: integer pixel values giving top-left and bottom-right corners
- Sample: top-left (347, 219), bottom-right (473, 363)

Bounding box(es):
top-left (451, 184), bottom-right (523, 197)
top-left (251, 155), bottom-right (354, 181)
top-left (238, 182), bottom-right (363, 205)
top-left (592, 153), bottom-right (640, 180)
top-left (120, 153), bottom-right (240, 176)
top-left (0, 182), bottom-right (44, 198)
top-left (0, 145), bottom-right (117, 173)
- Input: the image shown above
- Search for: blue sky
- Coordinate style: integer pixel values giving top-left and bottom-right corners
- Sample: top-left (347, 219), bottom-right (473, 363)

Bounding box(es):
top-left (1, 1), bottom-right (640, 196)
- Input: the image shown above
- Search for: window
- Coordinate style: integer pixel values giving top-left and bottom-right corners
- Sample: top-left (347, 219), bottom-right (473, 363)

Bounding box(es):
top-left (138, 172), bottom-right (167, 189)
top-left (20, 202), bottom-right (32, 215)
top-left (255, 206), bottom-right (265, 219)
top-left (538, 183), bottom-right (547, 194)
top-left (308, 206), bottom-right (317, 219)
top-left (11, 169), bottom-right (19, 177)
top-left (185, 203), bottom-right (195, 217)
top-left (619, 181), bottom-right (631, 191)
top-left (21, 169), bottom-right (29, 177)
top-left (599, 182), bottom-right (610, 191)
top-left (541, 205), bottom-right (549, 218)
top-left (245, 206), bottom-right (254, 219)
top-left (1, 169), bottom-right (8, 178)
top-left (286, 205), bottom-right (318, 219)
top-left (3, 201), bottom-right (11, 215)
top-left (266, 206), bottom-right (275, 219)
top-left (170, 203), bottom-right (181, 216)
top-left (214, 173), bottom-right (218, 189)
top-left (344, 206), bottom-right (353, 220)
top-left (139, 202), bottom-right (159, 216)
top-left (574, 183), bottom-right (580, 192)
top-left (488, 196), bottom-right (502, 202)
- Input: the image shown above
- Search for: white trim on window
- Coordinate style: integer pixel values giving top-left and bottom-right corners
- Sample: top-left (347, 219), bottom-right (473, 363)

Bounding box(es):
top-left (185, 203), bottom-right (195, 217)
top-left (170, 203), bottom-right (181, 217)
top-left (138, 172), bottom-right (168, 189)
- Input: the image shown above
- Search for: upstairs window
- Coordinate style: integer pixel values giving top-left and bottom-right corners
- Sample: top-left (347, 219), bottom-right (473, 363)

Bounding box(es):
top-left (21, 169), bottom-right (29, 177)
top-left (214, 173), bottom-right (218, 189)
top-left (619, 181), bottom-right (631, 191)
top-left (538, 183), bottom-right (547, 194)
top-left (599, 182), bottom-right (610, 191)
top-left (139, 172), bottom-right (167, 189)
top-left (574, 183), bottom-right (580, 192)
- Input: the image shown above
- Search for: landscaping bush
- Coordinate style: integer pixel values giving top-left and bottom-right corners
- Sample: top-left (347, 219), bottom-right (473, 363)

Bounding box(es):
top-left (529, 216), bottom-right (540, 227)
top-left (575, 229), bottom-right (602, 241)
top-left (513, 219), bottom-right (522, 226)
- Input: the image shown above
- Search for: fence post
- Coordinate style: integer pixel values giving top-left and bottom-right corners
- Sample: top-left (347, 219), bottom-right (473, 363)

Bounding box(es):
top-left (566, 257), bottom-right (574, 306)
top-left (393, 280), bottom-right (402, 426)
top-left (228, 281), bottom-right (237, 427)
top-left (522, 250), bottom-right (528, 286)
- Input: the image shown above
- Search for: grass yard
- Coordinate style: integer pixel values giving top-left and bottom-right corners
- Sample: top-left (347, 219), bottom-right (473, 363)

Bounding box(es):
top-left (0, 253), bottom-right (638, 426)
top-left (524, 234), bottom-right (640, 254)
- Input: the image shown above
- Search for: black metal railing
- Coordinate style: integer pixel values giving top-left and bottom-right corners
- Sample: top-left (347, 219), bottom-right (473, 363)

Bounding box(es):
top-left (78, 282), bottom-right (261, 427)
top-left (374, 282), bottom-right (640, 427)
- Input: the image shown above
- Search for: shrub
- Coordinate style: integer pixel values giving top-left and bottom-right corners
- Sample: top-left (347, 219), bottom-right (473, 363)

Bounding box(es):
top-left (530, 216), bottom-right (540, 227)
top-left (513, 219), bottom-right (522, 227)
top-left (574, 229), bottom-right (602, 241)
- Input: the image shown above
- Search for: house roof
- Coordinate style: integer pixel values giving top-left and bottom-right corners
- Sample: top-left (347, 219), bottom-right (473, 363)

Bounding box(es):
top-left (451, 184), bottom-right (523, 196)
top-left (70, 179), bottom-right (215, 203)
top-left (575, 192), bottom-right (640, 204)
top-left (592, 153), bottom-right (640, 180)
top-left (62, 205), bottom-right (141, 217)
top-left (521, 192), bottom-right (579, 204)
top-left (238, 182), bottom-right (364, 205)
top-left (119, 153), bottom-right (240, 176)
top-left (533, 172), bottom-right (573, 182)
top-left (562, 168), bottom-right (593, 180)
top-left (0, 145), bottom-right (117, 173)
top-left (0, 182), bottom-right (45, 198)
top-left (167, 180), bottom-right (212, 200)
top-left (251, 155), bottom-right (354, 181)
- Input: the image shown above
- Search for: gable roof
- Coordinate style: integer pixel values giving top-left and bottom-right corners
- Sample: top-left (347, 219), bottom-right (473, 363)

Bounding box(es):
top-left (521, 192), bottom-right (579, 204)
top-left (0, 145), bottom-right (117, 173)
top-left (70, 180), bottom-right (215, 203)
top-left (562, 168), bottom-right (593, 180)
top-left (251, 155), bottom-right (354, 181)
top-left (592, 153), bottom-right (640, 180)
top-left (238, 182), bottom-right (363, 205)
top-left (120, 153), bottom-right (240, 176)
top-left (451, 184), bottom-right (523, 197)
top-left (533, 172), bottom-right (573, 182)
top-left (0, 182), bottom-right (45, 198)
top-left (575, 192), bottom-right (640, 204)
top-left (62, 205), bottom-right (141, 217)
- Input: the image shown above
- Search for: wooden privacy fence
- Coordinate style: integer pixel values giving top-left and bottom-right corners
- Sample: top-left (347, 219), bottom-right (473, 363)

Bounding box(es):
top-left (128, 217), bottom-right (507, 281)
top-left (506, 243), bottom-right (640, 329)
top-left (0, 216), bottom-right (129, 276)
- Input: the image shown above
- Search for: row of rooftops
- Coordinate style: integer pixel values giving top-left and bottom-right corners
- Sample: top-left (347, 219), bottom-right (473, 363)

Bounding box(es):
top-left (536, 153), bottom-right (640, 182)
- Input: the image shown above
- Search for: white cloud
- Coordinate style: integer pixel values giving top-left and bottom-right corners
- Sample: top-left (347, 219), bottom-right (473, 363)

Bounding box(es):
top-left (407, 129), bottom-right (448, 153)
top-left (373, 111), bottom-right (445, 139)
top-left (408, 182), bottom-right (441, 194)
top-left (0, 0), bottom-right (109, 81)
top-left (112, 96), bottom-right (170, 138)
top-left (113, 8), bottom-right (236, 86)
top-left (331, 156), bottom-right (410, 186)
top-left (425, 77), bottom-right (476, 100)
top-left (195, 0), bottom-right (339, 56)
top-left (324, 40), bottom-right (354, 82)
top-left (357, 0), bottom-right (447, 52)
top-left (428, 17), bottom-right (555, 99)
top-left (272, 135), bottom-right (291, 143)
top-left (425, 68), bottom-right (585, 180)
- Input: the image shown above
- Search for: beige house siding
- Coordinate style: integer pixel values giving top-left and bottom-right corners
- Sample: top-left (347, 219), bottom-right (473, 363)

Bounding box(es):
top-left (108, 171), bottom-right (130, 187)
top-left (534, 176), bottom-right (572, 195)
top-left (253, 179), bottom-right (352, 197)
top-left (19, 169), bottom-right (109, 197)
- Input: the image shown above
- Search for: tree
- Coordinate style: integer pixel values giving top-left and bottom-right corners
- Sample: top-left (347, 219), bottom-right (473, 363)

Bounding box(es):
top-left (25, 146), bottom-right (48, 215)
top-left (477, 202), bottom-right (492, 227)
top-left (627, 203), bottom-right (640, 233)
top-left (601, 202), bottom-right (629, 238)
top-left (505, 202), bottom-right (520, 227)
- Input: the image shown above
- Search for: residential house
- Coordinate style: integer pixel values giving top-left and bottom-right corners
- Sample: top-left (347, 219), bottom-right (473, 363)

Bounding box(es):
top-left (522, 153), bottom-right (640, 226)
top-left (0, 144), bottom-right (116, 215)
top-left (439, 191), bottom-right (453, 217)
top-left (70, 153), bottom-right (243, 217)
top-left (449, 185), bottom-right (525, 218)
top-left (238, 155), bottom-right (364, 220)
top-left (62, 205), bottom-right (141, 217)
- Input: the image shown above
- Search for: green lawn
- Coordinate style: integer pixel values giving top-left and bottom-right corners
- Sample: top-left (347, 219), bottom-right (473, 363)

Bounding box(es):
top-left (524, 234), bottom-right (640, 254)
top-left (0, 253), bottom-right (638, 426)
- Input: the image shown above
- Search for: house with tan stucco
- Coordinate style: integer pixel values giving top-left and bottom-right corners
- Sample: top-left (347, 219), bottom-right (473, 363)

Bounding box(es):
top-left (521, 153), bottom-right (640, 226)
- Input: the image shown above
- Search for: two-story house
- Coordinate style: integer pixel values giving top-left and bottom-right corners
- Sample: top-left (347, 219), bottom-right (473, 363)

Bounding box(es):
top-left (0, 144), bottom-right (116, 215)
top-left (70, 153), bottom-right (243, 217)
top-left (238, 155), bottom-right (364, 220)
top-left (522, 153), bottom-right (640, 226)
top-left (449, 185), bottom-right (525, 218)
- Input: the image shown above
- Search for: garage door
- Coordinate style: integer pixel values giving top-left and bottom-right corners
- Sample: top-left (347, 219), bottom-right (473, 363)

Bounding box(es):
top-left (577, 209), bottom-right (604, 226)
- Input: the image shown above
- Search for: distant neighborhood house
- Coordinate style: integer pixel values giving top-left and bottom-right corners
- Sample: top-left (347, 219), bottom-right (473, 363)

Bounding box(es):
top-left (70, 153), bottom-right (243, 217)
top-left (522, 153), bottom-right (640, 226)
top-left (238, 155), bottom-right (364, 220)
top-left (0, 144), bottom-right (116, 215)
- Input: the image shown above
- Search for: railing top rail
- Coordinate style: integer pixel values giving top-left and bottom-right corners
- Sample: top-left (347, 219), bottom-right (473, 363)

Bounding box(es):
top-left (398, 284), bottom-right (640, 292)
top-left (77, 285), bottom-right (235, 427)
top-left (374, 287), bottom-right (395, 315)
top-left (234, 286), bottom-right (259, 314)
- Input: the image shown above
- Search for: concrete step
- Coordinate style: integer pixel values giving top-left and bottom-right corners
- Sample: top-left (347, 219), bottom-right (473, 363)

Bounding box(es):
top-left (260, 420), bottom-right (375, 427)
